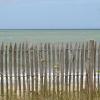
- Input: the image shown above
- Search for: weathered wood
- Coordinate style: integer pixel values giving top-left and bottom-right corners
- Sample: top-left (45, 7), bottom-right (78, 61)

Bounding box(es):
top-left (56, 44), bottom-right (60, 99)
top-left (14, 43), bottom-right (17, 95)
top-left (22, 43), bottom-right (26, 99)
top-left (5, 45), bottom-right (8, 100)
top-left (0, 43), bottom-right (4, 99)
top-left (30, 45), bottom-right (34, 99)
top-left (34, 45), bottom-right (38, 96)
top-left (85, 42), bottom-right (89, 91)
top-left (93, 42), bottom-right (96, 91)
top-left (98, 44), bottom-right (100, 91)
top-left (0, 41), bottom-right (99, 99)
top-left (69, 43), bottom-right (72, 93)
top-left (9, 43), bottom-right (13, 99)
top-left (26, 43), bottom-right (30, 100)
top-left (52, 44), bottom-right (55, 100)
top-left (44, 43), bottom-right (47, 96)
top-left (73, 43), bottom-right (77, 92)
top-left (48, 43), bottom-right (51, 95)
top-left (80, 43), bottom-right (84, 91)
top-left (18, 44), bottom-right (21, 97)
top-left (77, 43), bottom-right (80, 98)
top-left (88, 40), bottom-right (95, 100)
top-left (65, 43), bottom-right (69, 93)
top-left (39, 43), bottom-right (44, 94)
top-left (60, 43), bottom-right (64, 99)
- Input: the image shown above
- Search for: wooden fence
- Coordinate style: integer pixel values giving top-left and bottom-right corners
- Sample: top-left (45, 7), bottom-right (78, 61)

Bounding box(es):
top-left (0, 40), bottom-right (100, 100)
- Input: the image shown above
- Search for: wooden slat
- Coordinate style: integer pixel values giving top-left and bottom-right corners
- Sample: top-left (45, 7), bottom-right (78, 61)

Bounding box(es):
top-left (60, 43), bottom-right (64, 99)
top-left (26, 43), bottom-right (30, 100)
top-left (73, 43), bottom-right (77, 92)
top-left (56, 44), bottom-right (60, 99)
top-left (77, 43), bottom-right (80, 97)
top-left (30, 45), bottom-right (34, 99)
top-left (14, 43), bottom-right (17, 95)
top-left (22, 43), bottom-right (26, 99)
top-left (39, 43), bottom-right (44, 94)
top-left (9, 43), bottom-right (13, 99)
top-left (18, 44), bottom-right (21, 97)
top-left (88, 40), bottom-right (94, 100)
top-left (44, 43), bottom-right (47, 96)
top-left (34, 45), bottom-right (38, 96)
top-left (93, 42), bottom-right (96, 91)
top-left (80, 43), bottom-right (84, 91)
top-left (65, 43), bottom-right (69, 93)
top-left (69, 43), bottom-right (72, 93)
top-left (0, 43), bottom-right (4, 99)
top-left (52, 44), bottom-right (55, 100)
top-left (98, 44), bottom-right (100, 91)
top-left (48, 43), bottom-right (51, 95)
top-left (5, 45), bottom-right (8, 100)
top-left (85, 42), bottom-right (89, 91)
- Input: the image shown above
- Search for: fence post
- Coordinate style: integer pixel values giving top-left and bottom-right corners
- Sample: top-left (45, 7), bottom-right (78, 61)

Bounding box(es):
top-left (30, 45), bottom-right (34, 99)
top-left (26, 43), bottom-right (30, 100)
top-left (48, 43), bottom-right (51, 96)
top-left (5, 45), bottom-right (8, 100)
top-left (60, 43), bottom-right (64, 99)
top-left (73, 43), bottom-right (77, 92)
top-left (69, 43), bottom-right (72, 93)
top-left (22, 43), bottom-right (26, 99)
top-left (80, 43), bottom-right (84, 91)
top-left (18, 44), bottom-right (21, 98)
top-left (77, 43), bottom-right (80, 97)
top-left (93, 42), bottom-right (96, 91)
top-left (0, 43), bottom-right (4, 100)
top-left (34, 45), bottom-right (38, 99)
top-left (39, 43), bottom-right (44, 94)
top-left (98, 44), bottom-right (100, 91)
top-left (88, 40), bottom-right (95, 100)
top-left (44, 43), bottom-right (47, 97)
top-left (14, 43), bottom-right (17, 95)
top-left (56, 44), bottom-right (60, 99)
top-left (9, 43), bottom-right (13, 100)
top-left (52, 44), bottom-right (55, 100)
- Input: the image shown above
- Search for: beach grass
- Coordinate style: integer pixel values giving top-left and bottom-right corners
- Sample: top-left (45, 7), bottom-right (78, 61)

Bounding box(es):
top-left (0, 89), bottom-right (100, 100)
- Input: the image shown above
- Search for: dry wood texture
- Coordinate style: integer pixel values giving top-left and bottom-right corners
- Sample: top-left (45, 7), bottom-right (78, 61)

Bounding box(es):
top-left (0, 40), bottom-right (100, 100)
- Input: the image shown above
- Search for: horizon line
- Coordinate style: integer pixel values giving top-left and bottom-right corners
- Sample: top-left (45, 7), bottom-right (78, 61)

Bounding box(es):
top-left (0, 28), bottom-right (100, 30)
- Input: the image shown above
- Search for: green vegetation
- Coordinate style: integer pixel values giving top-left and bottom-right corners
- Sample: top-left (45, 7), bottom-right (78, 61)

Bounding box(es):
top-left (1, 89), bottom-right (100, 100)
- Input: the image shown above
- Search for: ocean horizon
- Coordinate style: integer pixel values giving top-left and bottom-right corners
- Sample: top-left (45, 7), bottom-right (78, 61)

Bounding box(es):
top-left (0, 29), bottom-right (100, 44)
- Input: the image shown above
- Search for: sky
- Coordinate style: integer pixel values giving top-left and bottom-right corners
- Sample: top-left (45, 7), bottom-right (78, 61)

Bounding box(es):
top-left (0, 0), bottom-right (100, 29)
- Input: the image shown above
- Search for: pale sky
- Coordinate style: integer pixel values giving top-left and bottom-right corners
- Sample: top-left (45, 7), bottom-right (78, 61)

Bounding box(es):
top-left (0, 0), bottom-right (100, 29)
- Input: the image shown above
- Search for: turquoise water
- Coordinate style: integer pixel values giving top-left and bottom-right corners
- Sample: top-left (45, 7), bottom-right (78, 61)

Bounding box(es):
top-left (0, 29), bottom-right (100, 43)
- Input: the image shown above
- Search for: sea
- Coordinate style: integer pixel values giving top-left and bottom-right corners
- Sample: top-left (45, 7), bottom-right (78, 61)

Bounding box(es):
top-left (0, 29), bottom-right (100, 44)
